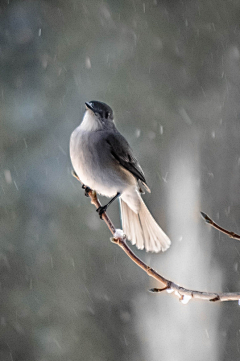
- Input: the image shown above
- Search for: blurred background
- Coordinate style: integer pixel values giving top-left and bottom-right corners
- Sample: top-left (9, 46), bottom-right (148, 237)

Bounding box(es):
top-left (1, 0), bottom-right (240, 360)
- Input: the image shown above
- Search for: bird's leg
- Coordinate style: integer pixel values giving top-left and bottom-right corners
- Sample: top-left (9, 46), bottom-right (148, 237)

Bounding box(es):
top-left (81, 184), bottom-right (91, 197)
top-left (97, 192), bottom-right (121, 219)
top-left (71, 170), bottom-right (92, 197)
top-left (71, 169), bottom-right (91, 197)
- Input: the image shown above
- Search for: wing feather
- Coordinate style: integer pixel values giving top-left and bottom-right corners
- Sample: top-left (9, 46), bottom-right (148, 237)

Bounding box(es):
top-left (105, 132), bottom-right (150, 192)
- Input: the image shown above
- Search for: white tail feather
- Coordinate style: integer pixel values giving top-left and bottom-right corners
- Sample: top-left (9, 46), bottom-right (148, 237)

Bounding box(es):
top-left (120, 197), bottom-right (171, 253)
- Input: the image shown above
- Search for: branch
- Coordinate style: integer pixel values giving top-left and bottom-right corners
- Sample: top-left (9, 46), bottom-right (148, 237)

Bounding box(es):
top-left (200, 212), bottom-right (240, 240)
top-left (73, 172), bottom-right (240, 303)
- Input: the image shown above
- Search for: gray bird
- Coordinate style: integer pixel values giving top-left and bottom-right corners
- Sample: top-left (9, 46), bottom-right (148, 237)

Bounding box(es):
top-left (70, 100), bottom-right (171, 252)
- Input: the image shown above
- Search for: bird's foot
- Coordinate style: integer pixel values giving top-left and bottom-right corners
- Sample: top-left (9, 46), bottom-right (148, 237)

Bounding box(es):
top-left (82, 185), bottom-right (91, 197)
top-left (96, 205), bottom-right (108, 219)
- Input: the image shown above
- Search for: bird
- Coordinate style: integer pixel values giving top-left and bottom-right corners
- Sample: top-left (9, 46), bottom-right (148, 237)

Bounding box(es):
top-left (69, 100), bottom-right (171, 253)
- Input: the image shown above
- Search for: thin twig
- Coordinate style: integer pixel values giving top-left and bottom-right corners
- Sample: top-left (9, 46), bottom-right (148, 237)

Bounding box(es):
top-left (73, 172), bottom-right (240, 303)
top-left (200, 212), bottom-right (240, 240)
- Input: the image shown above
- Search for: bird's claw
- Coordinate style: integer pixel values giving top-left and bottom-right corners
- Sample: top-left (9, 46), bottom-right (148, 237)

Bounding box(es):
top-left (96, 205), bottom-right (107, 219)
top-left (82, 185), bottom-right (91, 197)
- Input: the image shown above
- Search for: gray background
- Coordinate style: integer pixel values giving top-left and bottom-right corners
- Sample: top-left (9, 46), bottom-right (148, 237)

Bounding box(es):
top-left (1, 0), bottom-right (240, 360)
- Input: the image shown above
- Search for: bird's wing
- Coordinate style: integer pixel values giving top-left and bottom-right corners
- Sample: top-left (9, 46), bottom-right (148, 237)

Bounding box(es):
top-left (105, 131), bottom-right (150, 192)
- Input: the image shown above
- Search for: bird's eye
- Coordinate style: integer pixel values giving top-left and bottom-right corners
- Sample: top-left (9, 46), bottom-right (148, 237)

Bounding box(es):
top-left (105, 112), bottom-right (109, 118)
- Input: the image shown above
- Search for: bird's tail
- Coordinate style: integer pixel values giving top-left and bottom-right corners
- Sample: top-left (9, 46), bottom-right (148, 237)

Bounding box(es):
top-left (120, 197), bottom-right (171, 253)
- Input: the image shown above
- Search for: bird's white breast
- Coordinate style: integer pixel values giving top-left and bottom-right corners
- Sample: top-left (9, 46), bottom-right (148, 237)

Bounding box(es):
top-left (70, 118), bottom-right (138, 200)
top-left (80, 111), bottom-right (100, 132)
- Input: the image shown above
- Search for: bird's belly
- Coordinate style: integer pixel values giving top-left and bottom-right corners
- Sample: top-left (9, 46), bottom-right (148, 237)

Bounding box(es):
top-left (78, 164), bottom-right (120, 197)
top-left (70, 131), bottom-right (133, 198)
top-left (74, 161), bottom-right (125, 197)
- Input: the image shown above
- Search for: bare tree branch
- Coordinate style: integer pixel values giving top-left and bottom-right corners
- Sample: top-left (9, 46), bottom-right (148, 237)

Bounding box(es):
top-left (73, 172), bottom-right (240, 303)
top-left (200, 212), bottom-right (240, 240)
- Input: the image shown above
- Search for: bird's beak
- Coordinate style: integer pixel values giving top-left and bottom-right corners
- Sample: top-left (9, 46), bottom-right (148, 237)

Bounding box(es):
top-left (85, 102), bottom-right (94, 111)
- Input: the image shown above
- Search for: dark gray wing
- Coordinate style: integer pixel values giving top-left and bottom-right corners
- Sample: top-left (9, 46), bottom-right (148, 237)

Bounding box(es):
top-left (105, 131), bottom-right (147, 185)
